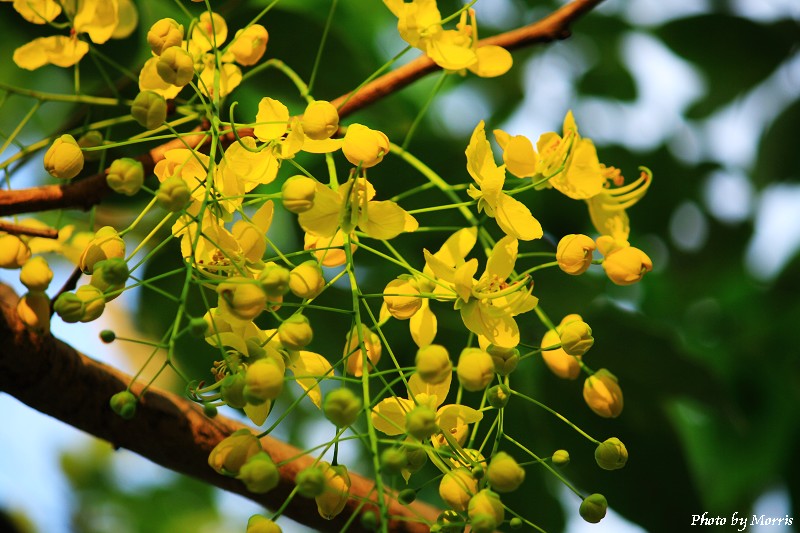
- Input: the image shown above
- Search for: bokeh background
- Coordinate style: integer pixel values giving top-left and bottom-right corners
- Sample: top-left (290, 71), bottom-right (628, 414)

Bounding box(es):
top-left (1, 0), bottom-right (799, 532)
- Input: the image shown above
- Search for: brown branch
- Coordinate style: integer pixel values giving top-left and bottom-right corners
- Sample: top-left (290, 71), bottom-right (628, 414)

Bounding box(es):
top-left (0, 283), bottom-right (439, 533)
top-left (0, 0), bottom-right (603, 219)
top-left (0, 220), bottom-right (59, 238)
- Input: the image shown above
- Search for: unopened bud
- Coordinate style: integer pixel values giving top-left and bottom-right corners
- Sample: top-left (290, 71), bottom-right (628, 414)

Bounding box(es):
top-left (100, 329), bottom-right (116, 343)
top-left (229, 24), bottom-right (268, 66)
top-left (44, 134), bottom-right (83, 179)
top-left (79, 226), bottom-right (125, 274)
top-left (398, 488), bottom-right (416, 505)
top-left (106, 158), bottom-right (144, 196)
top-left (583, 368), bottom-right (623, 418)
top-left (487, 452), bottom-right (525, 493)
top-left (76, 285), bottom-right (105, 322)
top-left (384, 277), bottom-right (422, 320)
top-left (281, 175), bottom-right (317, 214)
top-left (17, 291), bottom-right (50, 332)
top-left (131, 91), bottom-right (167, 130)
top-left (20, 256), bottom-right (53, 291)
top-left (296, 466), bottom-right (326, 498)
top-left (579, 493), bottom-right (608, 523)
top-left (416, 344), bottom-right (452, 384)
top-left (557, 234), bottom-right (596, 275)
top-left (53, 292), bottom-right (84, 323)
top-left (157, 175), bottom-right (191, 211)
top-left (403, 441), bottom-right (428, 474)
top-left (457, 348), bottom-right (495, 392)
top-left (468, 490), bottom-right (504, 531)
top-left (602, 245), bottom-right (653, 286)
top-left (277, 314), bottom-right (313, 350)
top-left (147, 18), bottom-right (184, 55)
top-left (487, 344), bottom-right (519, 376)
top-left (380, 448), bottom-right (407, 476)
top-left (302, 100), bottom-right (339, 140)
top-left (360, 511), bottom-right (379, 531)
top-left (208, 429), bottom-right (262, 476)
top-left (541, 327), bottom-right (580, 380)
top-left (487, 384), bottom-right (510, 409)
top-left (406, 405), bottom-right (436, 441)
top-left (246, 514), bottom-right (282, 533)
top-left (259, 264), bottom-right (291, 298)
top-left (77, 131), bottom-right (103, 160)
top-left (552, 449), bottom-right (570, 467)
top-left (243, 359), bottom-right (284, 404)
top-left (221, 372), bottom-right (247, 409)
top-left (323, 388), bottom-right (362, 428)
top-left (156, 46), bottom-right (194, 86)
top-left (315, 463), bottom-right (351, 520)
top-left (218, 278), bottom-right (267, 322)
top-left (342, 124), bottom-right (389, 168)
top-left (110, 391), bottom-right (137, 420)
top-left (439, 468), bottom-right (477, 512)
top-left (0, 235), bottom-right (31, 269)
top-left (594, 437), bottom-right (627, 470)
top-left (289, 260), bottom-right (325, 299)
top-left (237, 452), bottom-right (280, 493)
top-left (559, 316), bottom-right (593, 356)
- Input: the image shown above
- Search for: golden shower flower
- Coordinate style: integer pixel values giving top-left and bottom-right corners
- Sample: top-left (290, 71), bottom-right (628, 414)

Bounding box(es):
top-left (583, 368), bottom-right (623, 418)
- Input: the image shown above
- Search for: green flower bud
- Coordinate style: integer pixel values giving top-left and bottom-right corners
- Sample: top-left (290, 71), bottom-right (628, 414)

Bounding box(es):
top-left (439, 468), bottom-right (477, 512)
top-left (487, 344), bottom-right (519, 376)
top-left (296, 466), bottom-right (326, 498)
top-left (510, 517), bottom-right (523, 529)
top-left (457, 348), bottom-right (495, 392)
top-left (246, 514), bottom-right (282, 533)
top-left (106, 158), bottom-right (144, 196)
top-left (552, 449), bottom-right (570, 467)
top-left (470, 514), bottom-right (497, 533)
top-left (53, 292), bottom-right (84, 323)
top-left (20, 256), bottom-right (53, 291)
top-left (467, 490), bottom-right (504, 529)
top-left (278, 314), bottom-right (313, 350)
top-left (131, 91), bottom-right (167, 130)
top-left (77, 131), bottom-right (103, 161)
top-left (110, 391), bottom-right (137, 420)
top-left (208, 429), bottom-right (262, 476)
top-left (44, 134), bottom-right (84, 179)
top-left (189, 316), bottom-right (209, 337)
top-left (244, 359), bottom-right (284, 405)
top-left (559, 317), bottom-right (594, 356)
top-left (301, 100), bottom-right (339, 141)
top-left (90, 261), bottom-right (126, 301)
top-left (471, 465), bottom-right (484, 480)
top-left (323, 388), bottom-right (362, 428)
top-left (486, 384), bottom-right (510, 409)
top-left (0, 234), bottom-right (31, 269)
top-left (203, 403), bottom-right (218, 418)
top-left (315, 463), bottom-right (350, 520)
top-left (100, 330), bottom-right (116, 343)
top-left (259, 264), bottom-right (291, 298)
top-left (17, 291), bottom-right (50, 332)
top-left (79, 226), bottom-right (125, 274)
top-left (594, 437), bottom-right (628, 470)
top-left (221, 372), bottom-right (247, 409)
top-left (406, 405), bottom-right (436, 441)
top-left (281, 175), bottom-right (317, 214)
top-left (289, 260), bottom-right (325, 299)
top-left (76, 284), bottom-right (105, 322)
top-left (487, 452), bottom-right (525, 493)
top-left (579, 493), bottom-right (608, 523)
top-left (157, 175), bottom-right (191, 212)
top-left (360, 510), bottom-right (379, 531)
top-left (398, 488), bottom-right (416, 505)
top-left (238, 452), bottom-right (280, 494)
top-left (380, 448), bottom-right (407, 476)
top-left (403, 440), bottom-right (428, 473)
top-left (416, 344), bottom-right (452, 384)
top-left (147, 18), bottom-right (184, 56)
top-left (156, 46), bottom-right (194, 86)
top-left (218, 278), bottom-right (267, 322)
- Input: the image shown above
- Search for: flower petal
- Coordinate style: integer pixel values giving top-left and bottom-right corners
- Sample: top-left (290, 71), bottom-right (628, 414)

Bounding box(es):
top-left (410, 300), bottom-right (437, 348)
top-left (290, 350), bottom-right (332, 408)
top-left (494, 193), bottom-right (543, 241)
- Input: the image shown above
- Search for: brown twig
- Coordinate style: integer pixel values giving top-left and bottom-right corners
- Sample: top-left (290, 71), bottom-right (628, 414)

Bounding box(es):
top-left (0, 220), bottom-right (59, 239)
top-left (0, 0), bottom-right (603, 219)
top-left (0, 283), bottom-right (438, 533)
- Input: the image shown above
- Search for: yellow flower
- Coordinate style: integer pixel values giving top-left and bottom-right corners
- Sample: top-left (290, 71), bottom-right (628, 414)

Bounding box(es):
top-left (303, 230), bottom-right (354, 268)
top-left (466, 121), bottom-right (542, 241)
top-left (7, 0), bottom-right (61, 24)
top-left (455, 9), bottom-right (512, 78)
top-left (190, 11), bottom-right (228, 54)
top-left (540, 328), bottom-right (580, 380)
top-left (456, 347), bottom-right (494, 391)
top-left (596, 236), bottom-right (653, 286)
top-left (588, 167), bottom-right (652, 242)
top-left (583, 368), bottom-right (623, 418)
top-left (439, 467), bottom-right (478, 512)
top-left (13, 35), bottom-right (89, 70)
top-left (228, 24), bottom-right (268, 67)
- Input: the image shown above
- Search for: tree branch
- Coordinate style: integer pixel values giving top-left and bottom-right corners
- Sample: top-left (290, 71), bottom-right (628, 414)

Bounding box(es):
top-left (0, 0), bottom-right (603, 219)
top-left (0, 283), bottom-right (439, 533)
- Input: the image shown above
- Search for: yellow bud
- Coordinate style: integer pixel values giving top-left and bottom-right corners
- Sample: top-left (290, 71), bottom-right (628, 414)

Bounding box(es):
top-left (44, 134), bottom-right (84, 179)
top-left (342, 124), bottom-right (389, 168)
top-left (302, 100), bottom-right (339, 140)
top-left (157, 46), bottom-right (195, 86)
top-left (468, 490), bottom-right (505, 531)
top-left (556, 234), bottom-right (596, 275)
top-left (237, 452), bottom-right (280, 494)
top-left (289, 260), bottom-right (325, 299)
top-left (156, 175), bottom-right (191, 212)
top-left (278, 314), bottom-right (313, 350)
top-left (218, 278), bottom-right (267, 322)
top-left (17, 291), bottom-right (50, 332)
top-left (147, 18), bottom-right (184, 56)
top-left (78, 226), bottom-right (125, 274)
top-left (383, 278), bottom-right (422, 320)
top-left (438, 468), bottom-right (477, 512)
top-left (594, 437), bottom-right (628, 470)
top-left (315, 463), bottom-right (351, 520)
top-left (19, 256), bottom-right (53, 291)
top-left (76, 284), bottom-right (105, 322)
top-left (486, 344), bottom-right (519, 376)
top-left (415, 344), bottom-right (452, 384)
top-left (552, 449), bottom-right (570, 466)
top-left (344, 324), bottom-right (381, 377)
top-left (131, 91), bottom-right (167, 130)
top-left (229, 24), bottom-right (268, 66)
top-left (559, 316), bottom-right (593, 356)
top-left (541, 328), bottom-right (580, 380)
top-left (323, 388), bottom-right (362, 427)
top-left (583, 369), bottom-right (623, 418)
top-left (405, 405), bottom-right (436, 441)
top-left (246, 515), bottom-right (282, 533)
top-left (457, 348), bottom-right (494, 392)
top-left (602, 245), bottom-right (653, 285)
top-left (580, 493), bottom-right (608, 523)
top-left (243, 358), bottom-right (284, 404)
top-left (259, 264), bottom-right (291, 298)
top-left (486, 452), bottom-right (525, 493)
top-left (281, 175), bottom-right (317, 214)
top-left (106, 158), bottom-right (144, 196)
top-left (208, 429), bottom-right (262, 476)
top-left (0, 234), bottom-right (31, 269)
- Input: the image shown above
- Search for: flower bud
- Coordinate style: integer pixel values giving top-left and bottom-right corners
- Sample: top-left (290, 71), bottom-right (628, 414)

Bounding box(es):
top-left (583, 368), bottom-right (623, 418)
top-left (296, 466), bottom-right (326, 498)
top-left (487, 384), bottom-right (510, 409)
top-left (468, 490), bottom-right (504, 530)
top-left (53, 292), bottom-right (84, 323)
top-left (323, 388), bottom-right (362, 427)
top-left (594, 437), bottom-right (628, 470)
top-left (79, 226), bottom-right (125, 274)
top-left (344, 324), bottom-right (381, 377)
top-left (403, 440), bottom-right (428, 474)
top-left (208, 429), bottom-right (262, 476)
top-left (288, 260), bottom-right (325, 299)
top-left (579, 493), bottom-right (608, 523)
top-left (406, 405), bottom-right (436, 441)
top-left (238, 452), bottom-right (280, 493)
top-left (487, 452), bottom-right (525, 493)
top-left (486, 344), bottom-right (519, 376)
top-left (44, 134), bottom-right (84, 179)
top-left (0, 235), bottom-right (31, 269)
top-left (383, 278), bottom-right (422, 320)
top-left (416, 344), bottom-right (452, 384)
top-left (259, 264), bottom-right (291, 298)
top-left (278, 314), bottom-right (313, 350)
top-left (559, 316), bottom-right (593, 356)
top-left (230, 24), bottom-right (269, 66)
top-left (510, 517), bottom-right (523, 529)
top-left (398, 488), bottom-right (416, 505)
top-left (20, 256), bottom-right (53, 291)
top-left (219, 372), bottom-right (247, 408)
top-left (342, 124), bottom-right (389, 168)
top-left (131, 91), bottom-right (167, 130)
top-left (602, 245), bottom-right (653, 286)
top-left (556, 234), bottom-right (595, 275)
top-left (457, 348), bottom-right (494, 392)
top-left (380, 448), bottom-right (407, 476)
top-left (315, 463), bottom-right (351, 520)
top-left (157, 175), bottom-right (191, 212)
top-left (110, 391), bottom-right (137, 420)
top-left (100, 330), bottom-right (116, 343)
top-left (246, 515), bottom-right (282, 533)
top-left (552, 449), bottom-right (570, 467)
top-left (281, 175), bottom-right (317, 214)
top-left (157, 46), bottom-right (194, 86)
top-left (244, 359), bottom-right (284, 404)
top-left (541, 328), bottom-right (580, 380)
top-left (77, 131), bottom-right (103, 160)
top-left (218, 278), bottom-right (267, 322)
top-left (17, 291), bottom-right (50, 332)
top-left (106, 158), bottom-right (144, 196)
top-left (470, 513), bottom-right (498, 533)
top-left (98, 257), bottom-right (130, 286)
top-left (360, 511), bottom-right (379, 531)
top-left (302, 100), bottom-right (339, 141)
top-left (438, 468), bottom-right (477, 512)
top-left (147, 18), bottom-right (184, 55)
top-left (76, 285), bottom-right (105, 322)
